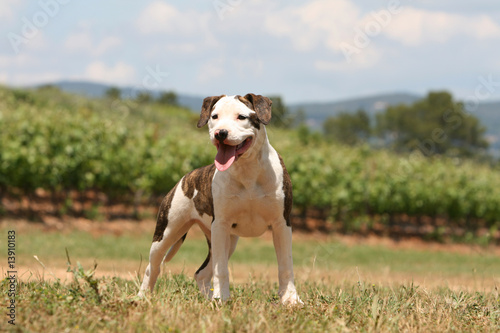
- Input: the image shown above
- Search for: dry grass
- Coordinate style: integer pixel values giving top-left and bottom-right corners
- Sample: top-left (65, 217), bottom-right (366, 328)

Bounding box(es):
top-left (1, 222), bottom-right (500, 332)
top-left (2, 270), bottom-right (499, 332)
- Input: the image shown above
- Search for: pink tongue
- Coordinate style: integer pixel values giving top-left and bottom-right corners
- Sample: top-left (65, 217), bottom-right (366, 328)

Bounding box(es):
top-left (215, 143), bottom-right (236, 171)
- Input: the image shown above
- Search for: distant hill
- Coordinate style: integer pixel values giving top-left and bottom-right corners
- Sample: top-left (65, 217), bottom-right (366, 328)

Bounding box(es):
top-left (473, 101), bottom-right (500, 153)
top-left (289, 93), bottom-right (421, 128)
top-left (41, 80), bottom-right (204, 111)
top-left (473, 101), bottom-right (500, 136)
top-left (36, 80), bottom-right (500, 149)
top-left (290, 93), bottom-right (500, 135)
top-left (289, 92), bottom-right (500, 154)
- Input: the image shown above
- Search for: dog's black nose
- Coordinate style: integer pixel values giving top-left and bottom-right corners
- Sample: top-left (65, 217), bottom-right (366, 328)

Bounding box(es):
top-left (215, 129), bottom-right (228, 142)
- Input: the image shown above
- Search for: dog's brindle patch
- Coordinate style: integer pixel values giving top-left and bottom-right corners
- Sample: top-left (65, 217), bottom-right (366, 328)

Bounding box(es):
top-left (236, 94), bottom-right (272, 126)
top-left (236, 95), bottom-right (253, 110)
top-left (234, 94), bottom-right (273, 124)
top-left (248, 113), bottom-right (261, 130)
top-left (198, 95), bottom-right (226, 128)
top-left (181, 164), bottom-right (217, 217)
top-left (152, 183), bottom-right (180, 242)
top-left (152, 164), bottom-right (216, 242)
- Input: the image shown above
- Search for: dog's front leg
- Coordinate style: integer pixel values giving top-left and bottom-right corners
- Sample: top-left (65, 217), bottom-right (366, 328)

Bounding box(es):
top-left (211, 222), bottom-right (231, 302)
top-left (272, 223), bottom-right (303, 306)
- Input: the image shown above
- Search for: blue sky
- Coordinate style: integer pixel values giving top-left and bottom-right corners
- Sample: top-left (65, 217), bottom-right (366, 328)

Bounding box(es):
top-left (2, 0), bottom-right (500, 103)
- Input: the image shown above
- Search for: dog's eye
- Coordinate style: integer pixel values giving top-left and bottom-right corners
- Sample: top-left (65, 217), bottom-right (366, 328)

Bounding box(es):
top-left (212, 114), bottom-right (218, 120)
top-left (237, 115), bottom-right (248, 120)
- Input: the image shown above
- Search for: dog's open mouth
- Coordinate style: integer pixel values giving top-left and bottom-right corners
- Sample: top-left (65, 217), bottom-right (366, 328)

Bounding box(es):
top-left (215, 137), bottom-right (253, 171)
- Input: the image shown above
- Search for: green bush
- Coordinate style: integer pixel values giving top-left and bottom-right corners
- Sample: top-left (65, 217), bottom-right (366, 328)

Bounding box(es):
top-left (1, 86), bottom-right (499, 233)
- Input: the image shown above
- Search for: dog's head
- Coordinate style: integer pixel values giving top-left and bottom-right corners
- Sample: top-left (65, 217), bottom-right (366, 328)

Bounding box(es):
top-left (197, 93), bottom-right (272, 172)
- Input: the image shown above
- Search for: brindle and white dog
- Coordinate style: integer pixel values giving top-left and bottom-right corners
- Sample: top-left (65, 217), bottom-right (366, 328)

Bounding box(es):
top-left (138, 93), bottom-right (302, 305)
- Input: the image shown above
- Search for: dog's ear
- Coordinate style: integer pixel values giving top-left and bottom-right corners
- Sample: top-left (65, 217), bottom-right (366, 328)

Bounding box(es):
top-left (240, 93), bottom-right (272, 125)
top-left (198, 95), bottom-right (225, 128)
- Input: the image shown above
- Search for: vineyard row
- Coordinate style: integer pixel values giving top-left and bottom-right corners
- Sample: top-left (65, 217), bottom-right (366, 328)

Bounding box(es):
top-left (1, 87), bottom-right (499, 239)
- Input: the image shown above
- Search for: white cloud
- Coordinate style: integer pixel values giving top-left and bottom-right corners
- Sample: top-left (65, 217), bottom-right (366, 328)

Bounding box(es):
top-left (384, 8), bottom-right (500, 46)
top-left (0, 53), bottom-right (33, 67)
top-left (0, 72), bottom-right (9, 84)
top-left (265, 0), bottom-right (500, 73)
top-left (93, 36), bottom-right (122, 55)
top-left (266, 0), bottom-right (360, 52)
top-left (315, 47), bottom-right (382, 72)
top-left (136, 1), bottom-right (203, 35)
top-left (64, 32), bottom-right (91, 50)
top-left (265, 0), bottom-right (385, 70)
top-left (196, 58), bottom-right (225, 84)
top-left (6, 29), bottom-right (50, 55)
top-left (165, 43), bottom-right (198, 54)
top-left (3, 72), bottom-right (62, 86)
top-left (474, 15), bottom-right (500, 39)
top-left (0, 0), bottom-right (24, 21)
top-left (65, 32), bottom-right (121, 56)
top-left (84, 61), bottom-right (136, 84)
top-left (268, 1), bottom-right (500, 51)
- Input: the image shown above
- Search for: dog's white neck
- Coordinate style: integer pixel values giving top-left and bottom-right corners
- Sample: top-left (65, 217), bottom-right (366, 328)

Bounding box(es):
top-left (240, 126), bottom-right (268, 161)
top-left (221, 126), bottom-right (271, 183)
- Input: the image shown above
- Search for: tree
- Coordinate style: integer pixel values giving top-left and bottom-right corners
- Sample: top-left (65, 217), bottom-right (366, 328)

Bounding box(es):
top-left (323, 109), bottom-right (371, 145)
top-left (157, 91), bottom-right (178, 106)
top-left (293, 108), bottom-right (307, 128)
top-left (37, 84), bottom-right (60, 92)
top-left (268, 95), bottom-right (293, 128)
top-left (376, 91), bottom-right (488, 156)
top-left (136, 91), bottom-right (152, 104)
top-left (105, 87), bottom-right (121, 100)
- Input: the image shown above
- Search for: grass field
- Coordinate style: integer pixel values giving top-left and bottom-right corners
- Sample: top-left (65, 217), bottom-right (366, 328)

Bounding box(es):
top-left (1, 221), bottom-right (499, 332)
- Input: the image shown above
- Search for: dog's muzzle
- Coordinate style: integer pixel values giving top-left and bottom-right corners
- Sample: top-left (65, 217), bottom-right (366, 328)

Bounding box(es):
top-left (215, 129), bottom-right (228, 143)
top-left (214, 133), bottom-right (253, 172)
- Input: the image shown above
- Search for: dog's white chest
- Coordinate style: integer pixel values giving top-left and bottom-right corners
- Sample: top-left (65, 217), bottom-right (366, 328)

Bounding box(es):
top-left (212, 170), bottom-right (285, 237)
top-left (232, 194), bottom-right (283, 237)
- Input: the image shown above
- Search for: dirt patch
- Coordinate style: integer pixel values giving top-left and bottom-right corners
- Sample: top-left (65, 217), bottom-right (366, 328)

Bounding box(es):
top-left (1, 217), bottom-right (156, 237)
top-left (3, 218), bottom-right (499, 293)
top-left (2, 217), bottom-right (499, 256)
top-left (329, 233), bottom-right (500, 256)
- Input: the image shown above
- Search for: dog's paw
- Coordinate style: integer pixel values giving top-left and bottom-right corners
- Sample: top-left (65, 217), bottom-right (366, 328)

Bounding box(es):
top-left (137, 290), bottom-right (146, 298)
top-left (210, 295), bottom-right (230, 307)
top-left (280, 291), bottom-right (304, 307)
top-left (211, 291), bottom-right (230, 304)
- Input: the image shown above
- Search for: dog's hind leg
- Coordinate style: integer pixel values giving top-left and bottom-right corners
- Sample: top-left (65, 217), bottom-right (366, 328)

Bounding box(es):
top-left (138, 240), bottom-right (170, 297)
top-left (194, 235), bottom-right (212, 297)
top-left (163, 233), bottom-right (187, 263)
top-left (138, 185), bottom-right (193, 297)
top-left (195, 234), bottom-right (239, 298)
top-left (140, 224), bottom-right (195, 295)
top-left (138, 226), bottom-right (192, 297)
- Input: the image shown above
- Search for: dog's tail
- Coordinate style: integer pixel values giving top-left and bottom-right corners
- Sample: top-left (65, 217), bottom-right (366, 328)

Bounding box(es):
top-left (163, 233), bottom-right (187, 263)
